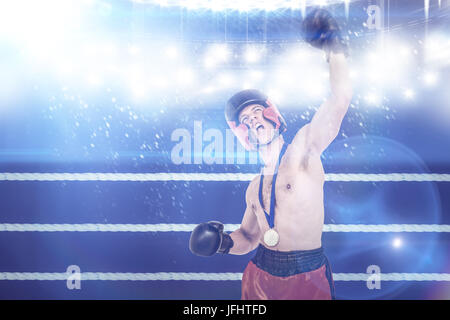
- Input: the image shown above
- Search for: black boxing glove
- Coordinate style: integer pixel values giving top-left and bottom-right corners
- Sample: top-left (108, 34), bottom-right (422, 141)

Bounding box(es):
top-left (189, 221), bottom-right (234, 257)
top-left (301, 8), bottom-right (348, 58)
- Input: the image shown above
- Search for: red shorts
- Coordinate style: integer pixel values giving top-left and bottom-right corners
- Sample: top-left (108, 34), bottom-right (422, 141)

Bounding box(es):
top-left (241, 245), bottom-right (335, 300)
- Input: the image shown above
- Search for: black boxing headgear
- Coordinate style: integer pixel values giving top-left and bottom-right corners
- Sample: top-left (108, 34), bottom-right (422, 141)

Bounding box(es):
top-left (225, 89), bottom-right (287, 150)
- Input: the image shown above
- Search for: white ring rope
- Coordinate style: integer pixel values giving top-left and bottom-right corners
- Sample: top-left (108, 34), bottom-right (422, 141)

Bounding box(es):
top-left (0, 272), bottom-right (449, 281)
top-left (0, 224), bottom-right (449, 232)
top-left (0, 173), bottom-right (449, 182)
top-left (333, 273), bottom-right (450, 281)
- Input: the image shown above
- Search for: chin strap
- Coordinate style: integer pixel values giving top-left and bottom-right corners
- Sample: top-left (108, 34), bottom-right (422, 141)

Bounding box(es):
top-left (255, 129), bottom-right (282, 150)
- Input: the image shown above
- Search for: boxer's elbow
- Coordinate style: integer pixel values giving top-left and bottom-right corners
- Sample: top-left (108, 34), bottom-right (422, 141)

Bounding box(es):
top-left (242, 227), bottom-right (261, 250)
top-left (229, 228), bottom-right (259, 255)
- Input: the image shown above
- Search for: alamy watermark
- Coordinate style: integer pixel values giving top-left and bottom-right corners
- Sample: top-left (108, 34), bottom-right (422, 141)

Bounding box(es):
top-left (171, 120), bottom-right (260, 165)
top-left (366, 265), bottom-right (381, 290)
top-left (66, 265), bottom-right (81, 290)
top-left (366, 5), bottom-right (382, 30)
top-left (365, 3), bottom-right (384, 31)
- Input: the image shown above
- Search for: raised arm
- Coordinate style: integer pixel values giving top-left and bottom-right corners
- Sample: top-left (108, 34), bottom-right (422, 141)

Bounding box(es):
top-left (307, 52), bottom-right (352, 155)
top-left (292, 8), bottom-right (353, 157)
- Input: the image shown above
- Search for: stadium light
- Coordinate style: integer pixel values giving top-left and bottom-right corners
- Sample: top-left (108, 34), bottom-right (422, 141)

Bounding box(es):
top-left (423, 72), bottom-right (438, 86)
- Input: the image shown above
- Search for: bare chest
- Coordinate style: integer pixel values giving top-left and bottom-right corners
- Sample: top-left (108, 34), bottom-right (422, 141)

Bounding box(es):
top-left (258, 168), bottom-right (322, 210)
top-left (250, 166), bottom-right (325, 250)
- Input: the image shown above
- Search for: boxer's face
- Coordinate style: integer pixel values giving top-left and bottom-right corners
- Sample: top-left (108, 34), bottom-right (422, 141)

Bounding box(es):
top-left (238, 104), bottom-right (275, 145)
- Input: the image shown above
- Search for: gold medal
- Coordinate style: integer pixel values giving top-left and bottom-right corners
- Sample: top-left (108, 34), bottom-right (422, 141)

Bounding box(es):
top-left (263, 229), bottom-right (279, 247)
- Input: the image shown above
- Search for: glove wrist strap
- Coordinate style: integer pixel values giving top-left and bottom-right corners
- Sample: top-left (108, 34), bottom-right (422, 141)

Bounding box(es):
top-left (218, 233), bottom-right (234, 254)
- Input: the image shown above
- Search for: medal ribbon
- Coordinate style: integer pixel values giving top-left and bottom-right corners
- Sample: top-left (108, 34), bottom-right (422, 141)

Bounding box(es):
top-left (258, 142), bottom-right (289, 229)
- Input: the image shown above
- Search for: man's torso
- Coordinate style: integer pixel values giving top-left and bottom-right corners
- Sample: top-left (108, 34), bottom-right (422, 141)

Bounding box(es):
top-left (247, 140), bottom-right (325, 251)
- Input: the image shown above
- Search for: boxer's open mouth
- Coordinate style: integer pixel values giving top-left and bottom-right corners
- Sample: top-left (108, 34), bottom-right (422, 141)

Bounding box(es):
top-left (256, 124), bottom-right (264, 132)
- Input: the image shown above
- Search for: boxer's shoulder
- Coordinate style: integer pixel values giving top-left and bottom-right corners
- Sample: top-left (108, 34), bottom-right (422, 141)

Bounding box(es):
top-left (246, 175), bottom-right (261, 198)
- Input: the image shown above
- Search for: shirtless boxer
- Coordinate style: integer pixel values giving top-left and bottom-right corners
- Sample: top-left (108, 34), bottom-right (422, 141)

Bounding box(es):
top-left (189, 8), bottom-right (352, 300)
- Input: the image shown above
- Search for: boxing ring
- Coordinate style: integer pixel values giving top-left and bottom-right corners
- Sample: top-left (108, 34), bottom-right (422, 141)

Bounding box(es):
top-left (0, 169), bottom-right (449, 299)
top-left (0, 0), bottom-right (450, 300)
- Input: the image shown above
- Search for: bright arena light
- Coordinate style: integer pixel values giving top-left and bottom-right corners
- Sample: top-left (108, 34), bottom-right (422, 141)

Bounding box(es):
top-left (128, 45), bottom-right (141, 55)
top-left (150, 75), bottom-right (169, 89)
top-left (266, 88), bottom-right (284, 104)
top-left (349, 69), bottom-right (358, 80)
top-left (100, 43), bottom-right (118, 59)
top-left (0, 1), bottom-right (83, 40)
top-left (0, 0), bottom-right (87, 73)
top-left (87, 74), bottom-right (103, 87)
top-left (55, 60), bottom-right (75, 76)
top-left (364, 42), bottom-right (413, 86)
top-left (165, 45), bottom-right (179, 60)
top-left (206, 0), bottom-right (227, 11)
top-left (403, 88), bottom-right (415, 99)
top-left (365, 92), bottom-right (382, 105)
top-left (212, 44), bottom-right (230, 62)
top-left (423, 72), bottom-right (439, 86)
top-left (241, 82), bottom-right (254, 90)
top-left (275, 67), bottom-right (296, 87)
top-left (242, 70), bottom-right (265, 89)
top-left (201, 85), bottom-right (216, 94)
top-left (248, 70), bottom-right (265, 82)
top-left (303, 80), bottom-right (326, 98)
top-left (0, 2), bottom-right (439, 107)
top-left (425, 34), bottom-right (450, 66)
top-left (287, 46), bottom-right (316, 64)
top-left (130, 82), bottom-right (148, 99)
top-left (176, 67), bottom-right (196, 86)
top-left (204, 56), bottom-right (216, 69)
top-left (217, 73), bottom-right (234, 88)
top-left (392, 237), bottom-right (403, 248)
top-left (244, 46), bottom-right (263, 64)
top-left (398, 45), bottom-right (412, 59)
top-left (204, 44), bottom-right (230, 69)
top-left (423, 71), bottom-right (438, 86)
